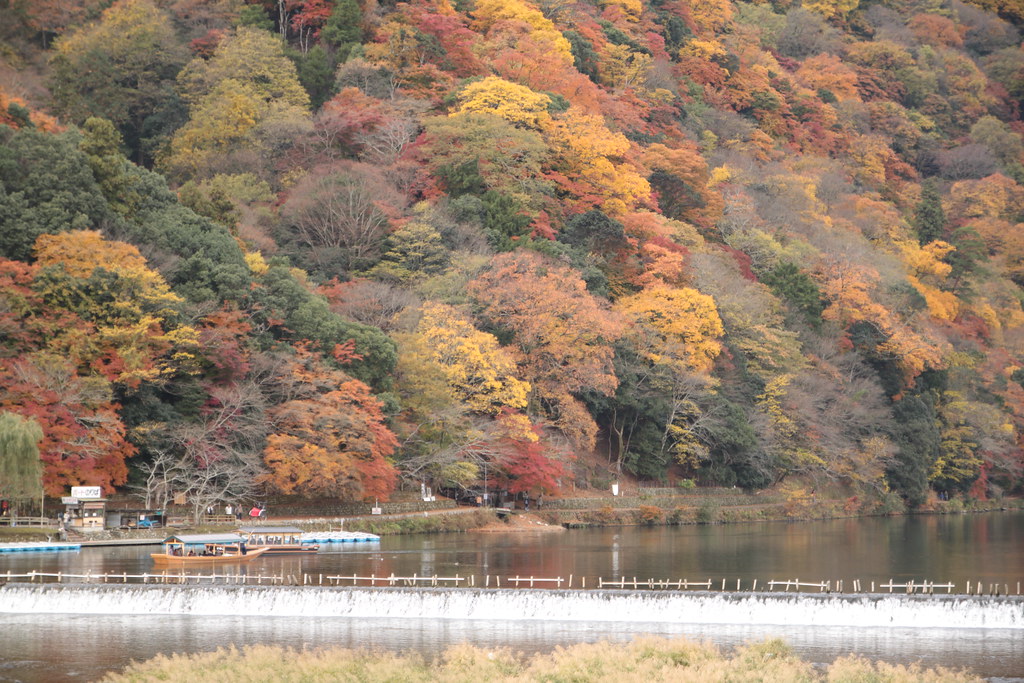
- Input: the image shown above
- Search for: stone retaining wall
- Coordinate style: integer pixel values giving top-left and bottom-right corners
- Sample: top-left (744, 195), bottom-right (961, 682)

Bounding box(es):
top-left (543, 492), bottom-right (787, 510)
top-left (270, 499), bottom-right (458, 517)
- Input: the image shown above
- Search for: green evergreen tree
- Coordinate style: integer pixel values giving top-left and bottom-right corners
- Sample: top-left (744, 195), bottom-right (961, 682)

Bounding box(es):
top-left (564, 30), bottom-right (599, 81)
top-left (886, 394), bottom-right (941, 507)
top-left (237, 5), bottom-right (274, 32)
top-left (482, 191), bottom-right (531, 251)
top-left (295, 45), bottom-right (336, 110)
top-left (80, 117), bottom-right (139, 216)
top-left (913, 179), bottom-right (946, 245)
top-left (762, 262), bottom-right (825, 326)
top-left (0, 126), bottom-right (114, 261)
top-left (322, 0), bottom-right (362, 60)
top-left (946, 225), bottom-right (987, 292)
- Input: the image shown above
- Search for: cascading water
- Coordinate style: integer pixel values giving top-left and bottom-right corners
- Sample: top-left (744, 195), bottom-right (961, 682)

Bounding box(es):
top-left (3, 584), bottom-right (1022, 629)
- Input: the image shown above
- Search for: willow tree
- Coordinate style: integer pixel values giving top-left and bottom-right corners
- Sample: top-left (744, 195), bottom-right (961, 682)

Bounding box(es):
top-left (0, 412), bottom-right (44, 514)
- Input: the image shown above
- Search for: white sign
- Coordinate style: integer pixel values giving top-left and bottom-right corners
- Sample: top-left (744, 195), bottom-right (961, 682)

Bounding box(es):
top-left (71, 486), bottom-right (102, 499)
top-left (61, 497), bottom-right (78, 505)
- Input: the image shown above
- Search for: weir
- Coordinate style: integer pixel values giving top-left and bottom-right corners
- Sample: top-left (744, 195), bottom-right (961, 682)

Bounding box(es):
top-left (2, 584), bottom-right (1022, 629)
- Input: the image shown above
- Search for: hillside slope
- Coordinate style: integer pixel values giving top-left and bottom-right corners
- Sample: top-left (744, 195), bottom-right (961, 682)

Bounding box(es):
top-left (1, 0), bottom-right (1023, 515)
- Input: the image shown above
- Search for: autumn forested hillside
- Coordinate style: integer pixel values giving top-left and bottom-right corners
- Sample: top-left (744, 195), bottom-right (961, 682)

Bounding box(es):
top-left (1, 0), bottom-right (1023, 514)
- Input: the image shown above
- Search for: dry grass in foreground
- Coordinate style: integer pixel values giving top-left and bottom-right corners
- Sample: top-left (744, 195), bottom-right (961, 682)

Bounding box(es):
top-left (101, 637), bottom-right (980, 682)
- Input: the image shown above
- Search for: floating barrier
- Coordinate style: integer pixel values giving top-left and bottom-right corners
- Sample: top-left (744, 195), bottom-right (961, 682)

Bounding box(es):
top-left (2, 570), bottom-right (1020, 597)
top-left (1, 570), bottom-right (284, 585)
top-left (0, 542), bottom-right (80, 553)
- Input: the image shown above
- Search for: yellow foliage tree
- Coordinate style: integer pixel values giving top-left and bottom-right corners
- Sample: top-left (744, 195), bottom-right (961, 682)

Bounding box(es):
top-left (897, 240), bottom-right (960, 321)
top-left (415, 302), bottom-right (532, 419)
top-left (690, 0), bottom-right (734, 33)
top-left (455, 76), bottom-right (552, 130)
top-left (848, 135), bottom-right (891, 189)
top-left (34, 230), bottom-right (182, 321)
top-left (164, 80), bottom-right (263, 178)
top-left (598, 44), bottom-right (652, 90)
top-left (679, 39), bottom-right (727, 61)
top-left (164, 26), bottom-right (310, 180)
top-left (758, 374), bottom-right (823, 471)
top-left (471, 0), bottom-right (573, 61)
top-left (32, 231), bottom-right (199, 387)
top-left (932, 391), bottom-right (984, 487)
top-left (176, 27), bottom-right (310, 109)
top-left (549, 107), bottom-right (650, 213)
top-left (803, 0), bottom-right (860, 19)
top-left (363, 18), bottom-right (428, 72)
top-left (615, 286), bottom-right (724, 373)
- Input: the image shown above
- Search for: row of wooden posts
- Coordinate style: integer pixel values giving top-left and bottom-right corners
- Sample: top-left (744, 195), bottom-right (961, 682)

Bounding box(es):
top-left (3, 570), bottom-right (1021, 596)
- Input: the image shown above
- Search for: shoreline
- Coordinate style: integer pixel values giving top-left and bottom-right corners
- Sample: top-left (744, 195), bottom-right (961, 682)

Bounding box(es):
top-left (2, 497), bottom-right (1020, 542)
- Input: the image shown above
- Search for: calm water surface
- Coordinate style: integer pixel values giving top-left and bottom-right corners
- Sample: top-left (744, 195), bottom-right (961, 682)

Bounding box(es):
top-left (5, 511), bottom-right (1022, 584)
top-left (1, 510), bottom-right (1022, 681)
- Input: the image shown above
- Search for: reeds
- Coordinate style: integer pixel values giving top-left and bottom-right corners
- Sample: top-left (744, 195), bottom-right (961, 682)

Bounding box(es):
top-left (100, 637), bottom-right (982, 683)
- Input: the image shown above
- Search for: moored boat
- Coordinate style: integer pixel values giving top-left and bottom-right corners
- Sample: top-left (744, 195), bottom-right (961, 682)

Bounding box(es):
top-left (300, 531), bottom-right (380, 543)
top-left (150, 533), bottom-right (268, 565)
top-left (237, 525), bottom-right (319, 554)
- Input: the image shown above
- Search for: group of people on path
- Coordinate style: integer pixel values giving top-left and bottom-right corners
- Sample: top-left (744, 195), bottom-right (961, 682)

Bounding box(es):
top-left (203, 503), bottom-right (267, 520)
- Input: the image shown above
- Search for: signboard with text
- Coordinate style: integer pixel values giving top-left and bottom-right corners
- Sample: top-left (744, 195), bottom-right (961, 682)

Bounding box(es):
top-left (70, 486), bottom-right (102, 499)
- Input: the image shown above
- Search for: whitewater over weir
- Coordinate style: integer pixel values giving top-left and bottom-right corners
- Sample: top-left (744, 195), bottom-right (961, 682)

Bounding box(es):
top-left (3, 584), bottom-right (1023, 629)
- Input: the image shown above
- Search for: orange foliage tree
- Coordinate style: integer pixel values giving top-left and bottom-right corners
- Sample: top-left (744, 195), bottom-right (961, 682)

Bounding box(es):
top-left (467, 250), bottom-right (626, 450)
top-left (815, 256), bottom-right (946, 387)
top-left (261, 347), bottom-right (397, 501)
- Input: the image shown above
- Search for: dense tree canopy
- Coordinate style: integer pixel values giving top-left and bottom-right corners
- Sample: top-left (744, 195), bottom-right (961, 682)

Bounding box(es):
top-left (2, 0), bottom-right (1024, 510)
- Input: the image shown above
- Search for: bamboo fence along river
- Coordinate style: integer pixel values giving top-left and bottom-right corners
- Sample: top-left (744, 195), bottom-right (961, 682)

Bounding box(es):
top-left (2, 570), bottom-right (1022, 596)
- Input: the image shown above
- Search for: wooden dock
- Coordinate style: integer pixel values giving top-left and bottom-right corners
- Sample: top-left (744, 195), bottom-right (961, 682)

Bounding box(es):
top-left (0, 542), bottom-right (80, 553)
top-left (78, 538), bottom-right (162, 548)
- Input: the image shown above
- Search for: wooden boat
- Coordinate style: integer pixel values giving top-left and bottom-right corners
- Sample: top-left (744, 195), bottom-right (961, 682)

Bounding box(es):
top-left (150, 533), bottom-right (269, 565)
top-left (237, 525), bottom-right (319, 555)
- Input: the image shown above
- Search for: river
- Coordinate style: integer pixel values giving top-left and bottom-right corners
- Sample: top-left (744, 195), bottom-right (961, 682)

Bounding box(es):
top-left (1, 510), bottom-right (1022, 681)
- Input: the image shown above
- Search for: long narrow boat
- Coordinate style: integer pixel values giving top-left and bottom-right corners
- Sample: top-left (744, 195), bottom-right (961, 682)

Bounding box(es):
top-left (150, 533), bottom-right (269, 565)
top-left (237, 525), bottom-right (319, 555)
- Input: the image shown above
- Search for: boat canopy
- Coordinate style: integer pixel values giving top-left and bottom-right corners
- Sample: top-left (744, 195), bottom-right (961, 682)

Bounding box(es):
top-left (162, 533), bottom-right (245, 545)
top-left (237, 526), bottom-right (303, 535)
